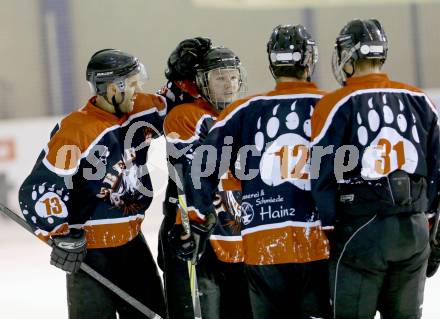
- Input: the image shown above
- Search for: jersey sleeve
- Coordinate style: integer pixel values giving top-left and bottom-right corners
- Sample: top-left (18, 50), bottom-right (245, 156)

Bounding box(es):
top-left (18, 124), bottom-right (79, 241)
top-left (311, 97), bottom-right (352, 228)
top-left (132, 92), bottom-right (167, 138)
top-left (164, 105), bottom-right (216, 221)
top-left (184, 103), bottom-right (243, 218)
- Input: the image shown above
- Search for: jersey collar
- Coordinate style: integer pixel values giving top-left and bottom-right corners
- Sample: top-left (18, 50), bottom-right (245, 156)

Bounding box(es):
top-left (84, 97), bottom-right (128, 124)
top-left (346, 73), bottom-right (390, 85)
top-left (275, 81), bottom-right (318, 91)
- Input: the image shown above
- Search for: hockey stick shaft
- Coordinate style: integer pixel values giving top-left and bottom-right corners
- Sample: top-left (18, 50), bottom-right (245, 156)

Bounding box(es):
top-left (174, 164), bottom-right (203, 319)
top-left (0, 203), bottom-right (162, 319)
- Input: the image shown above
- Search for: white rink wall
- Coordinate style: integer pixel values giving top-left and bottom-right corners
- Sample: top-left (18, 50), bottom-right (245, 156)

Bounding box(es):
top-left (0, 115), bottom-right (439, 318)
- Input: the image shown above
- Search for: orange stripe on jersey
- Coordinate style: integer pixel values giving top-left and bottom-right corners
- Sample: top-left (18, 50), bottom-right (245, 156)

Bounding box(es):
top-left (216, 95), bottom-right (256, 122)
top-left (219, 171), bottom-right (241, 191)
top-left (175, 207), bottom-right (206, 225)
top-left (242, 226), bottom-right (329, 265)
top-left (210, 239), bottom-right (244, 263)
top-left (45, 92), bottom-right (164, 172)
top-left (267, 81), bottom-right (326, 97)
top-left (311, 87), bottom-right (352, 141)
top-left (36, 218), bottom-right (143, 248)
top-left (132, 92), bottom-right (167, 114)
top-left (84, 217), bottom-right (143, 248)
top-left (216, 82), bottom-right (325, 124)
top-left (164, 99), bottom-right (217, 141)
top-left (36, 223), bottom-right (69, 242)
top-left (46, 140), bottom-right (82, 171)
top-left (311, 73), bottom-right (424, 141)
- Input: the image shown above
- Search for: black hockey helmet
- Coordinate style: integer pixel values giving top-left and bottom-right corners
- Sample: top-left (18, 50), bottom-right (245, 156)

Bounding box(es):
top-left (198, 47), bottom-right (241, 71)
top-left (267, 24), bottom-right (318, 81)
top-left (165, 37), bottom-right (212, 81)
top-left (86, 49), bottom-right (146, 96)
top-left (195, 47), bottom-right (247, 110)
top-left (332, 19), bottom-right (388, 85)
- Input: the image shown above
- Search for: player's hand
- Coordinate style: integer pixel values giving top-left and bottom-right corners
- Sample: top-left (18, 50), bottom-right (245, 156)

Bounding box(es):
top-left (168, 212), bottom-right (217, 264)
top-left (157, 80), bottom-right (194, 108)
top-left (50, 229), bottom-right (87, 274)
top-left (168, 223), bottom-right (197, 261)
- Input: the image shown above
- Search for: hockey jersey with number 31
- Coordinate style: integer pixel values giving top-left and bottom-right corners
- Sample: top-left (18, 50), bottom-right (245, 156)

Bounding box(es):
top-left (311, 73), bottom-right (440, 227)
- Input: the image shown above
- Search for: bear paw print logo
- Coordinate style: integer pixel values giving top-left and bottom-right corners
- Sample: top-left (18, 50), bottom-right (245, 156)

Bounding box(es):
top-left (22, 183), bottom-right (69, 225)
top-left (255, 102), bottom-right (313, 190)
top-left (359, 95), bottom-right (419, 179)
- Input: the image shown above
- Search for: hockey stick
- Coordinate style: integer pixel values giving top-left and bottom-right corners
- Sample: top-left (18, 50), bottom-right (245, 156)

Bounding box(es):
top-left (0, 203), bottom-right (162, 319)
top-left (174, 164), bottom-right (203, 319)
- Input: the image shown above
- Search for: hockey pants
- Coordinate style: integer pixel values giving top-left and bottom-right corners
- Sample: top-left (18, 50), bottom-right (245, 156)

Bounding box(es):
top-left (329, 213), bottom-right (430, 319)
top-left (67, 233), bottom-right (166, 319)
top-left (245, 260), bottom-right (331, 319)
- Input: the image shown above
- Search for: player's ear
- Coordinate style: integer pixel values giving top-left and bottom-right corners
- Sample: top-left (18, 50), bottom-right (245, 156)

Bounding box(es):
top-left (343, 62), bottom-right (354, 76)
top-left (106, 83), bottom-right (117, 99)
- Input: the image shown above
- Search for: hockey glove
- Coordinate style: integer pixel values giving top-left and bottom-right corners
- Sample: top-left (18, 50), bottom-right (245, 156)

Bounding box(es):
top-left (427, 228), bottom-right (440, 277)
top-left (50, 229), bottom-right (87, 274)
top-left (168, 212), bottom-right (217, 264)
top-left (157, 80), bottom-right (195, 111)
top-left (168, 223), bottom-right (197, 261)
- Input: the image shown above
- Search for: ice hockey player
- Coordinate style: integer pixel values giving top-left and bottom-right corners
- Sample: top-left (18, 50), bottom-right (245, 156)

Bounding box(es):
top-left (157, 37), bottom-right (210, 319)
top-left (181, 25), bottom-right (332, 319)
top-left (311, 19), bottom-right (439, 319)
top-left (18, 49), bottom-right (166, 319)
top-left (160, 37), bottom-right (252, 319)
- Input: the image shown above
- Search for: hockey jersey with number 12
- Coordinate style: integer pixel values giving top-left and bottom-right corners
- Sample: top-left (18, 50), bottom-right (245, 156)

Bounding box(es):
top-left (184, 82), bottom-right (330, 265)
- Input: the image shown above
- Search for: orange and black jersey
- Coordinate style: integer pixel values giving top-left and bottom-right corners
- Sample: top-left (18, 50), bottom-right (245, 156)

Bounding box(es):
top-left (164, 99), bottom-right (218, 216)
top-left (164, 99), bottom-right (244, 263)
top-left (311, 73), bottom-right (440, 227)
top-left (184, 82), bottom-right (330, 265)
top-left (19, 93), bottom-right (166, 248)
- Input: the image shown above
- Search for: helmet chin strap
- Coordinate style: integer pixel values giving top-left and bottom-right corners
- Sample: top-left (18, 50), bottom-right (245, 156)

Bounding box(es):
top-left (340, 42), bottom-right (360, 84)
top-left (269, 65), bottom-right (277, 80)
top-left (306, 67), bottom-right (312, 82)
top-left (109, 92), bottom-right (125, 118)
top-left (343, 61), bottom-right (355, 80)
